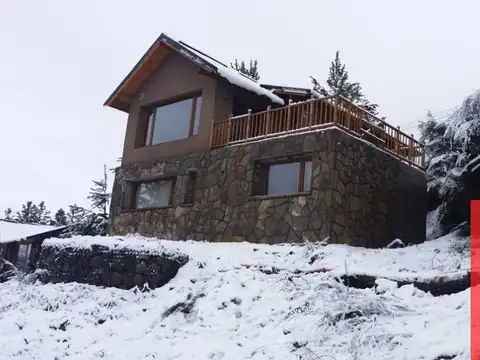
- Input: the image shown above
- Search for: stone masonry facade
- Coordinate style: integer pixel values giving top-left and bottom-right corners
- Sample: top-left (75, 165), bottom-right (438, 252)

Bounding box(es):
top-left (109, 127), bottom-right (427, 248)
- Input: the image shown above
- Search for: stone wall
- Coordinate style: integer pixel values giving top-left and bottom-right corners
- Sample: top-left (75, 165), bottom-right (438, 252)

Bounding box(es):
top-left (328, 130), bottom-right (427, 247)
top-left (109, 127), bottom-right (427, 248)
top-left (36, 238), bottom-right (189, 290)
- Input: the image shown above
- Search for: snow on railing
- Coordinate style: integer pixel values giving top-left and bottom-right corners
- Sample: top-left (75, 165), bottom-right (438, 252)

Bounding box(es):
top-left (209, 95), bottom-right (425, 169)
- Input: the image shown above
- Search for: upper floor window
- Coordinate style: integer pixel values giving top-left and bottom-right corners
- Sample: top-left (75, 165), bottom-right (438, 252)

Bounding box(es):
top-left (144, 94), bottom-right (202, 146)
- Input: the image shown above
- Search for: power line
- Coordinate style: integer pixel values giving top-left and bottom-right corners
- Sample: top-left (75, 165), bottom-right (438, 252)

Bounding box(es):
top-left (396, 105), bottom-right (460, 130)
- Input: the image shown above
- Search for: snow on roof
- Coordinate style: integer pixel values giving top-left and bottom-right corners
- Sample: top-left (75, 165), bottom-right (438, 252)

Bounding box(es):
top-left (215, 65), bottom-right (285, 106)
top-left (0, 220), bottom-right (65, 244)
top-left (260, 84), bottom-right (311, 95)
top-left (161, 34), bottom-right (285, 106)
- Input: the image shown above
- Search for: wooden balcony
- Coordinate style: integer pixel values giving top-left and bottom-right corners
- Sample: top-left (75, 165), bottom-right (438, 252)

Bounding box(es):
top-left (209, 95), bottom-right (425, 169)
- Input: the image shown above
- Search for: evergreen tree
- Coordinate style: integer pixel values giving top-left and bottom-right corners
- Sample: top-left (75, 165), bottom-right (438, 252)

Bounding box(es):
top-left (62, 167), bottom-right (112, 238)
top-left (3, 208), bottom-right (13, 221)
top-left (310, 51), bottom-right (380, 116)
top-left (29, 203), bottom-right (41, 224)
top-left (231, 59), bottom-right (260, 81)
top-left (15, 201), bottom-right (36, 224)
top-left (36, 201), bottom-right (52, 225)
top-left (53, 208), bottom-right (68, 226)
top-left (87, 164), bottom-right (110, 217)
top-left (61, 212), bottom-right (108, 238)
top-left (419, 89), bottom-right (480, 236)
top-left (66, 204), bottom-right (87, 225)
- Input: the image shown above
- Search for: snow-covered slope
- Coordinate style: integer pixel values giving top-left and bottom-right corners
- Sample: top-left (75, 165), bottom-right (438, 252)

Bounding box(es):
top-left (0, 234), bottom-right (470, 360)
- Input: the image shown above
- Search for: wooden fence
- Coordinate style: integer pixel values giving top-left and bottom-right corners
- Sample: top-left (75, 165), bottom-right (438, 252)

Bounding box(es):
top-left (209, 95), bottom-right (425, 169)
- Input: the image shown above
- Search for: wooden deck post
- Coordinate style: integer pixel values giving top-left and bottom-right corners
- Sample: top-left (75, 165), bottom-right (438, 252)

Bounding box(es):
top-left (286, 99), bottom-right (292, 133)
top-left (265, 106), bottom-right (271, 136)
top-left (209, 119), bottom-right (215, 148)
top-left (308, 100), bottom-right (314, 128)
top-left (409, 134), bottom-right (414, 162)
top-left (333, 95), bottom-right (339, 124)
top-left (227, 114), bottom-right (233, 145)
top-left (421, 143), bottom-right (426, 168)
top-left (246, 109), bottom-right (252, 141)
top-left (395, 126), bottom-right (400, 155)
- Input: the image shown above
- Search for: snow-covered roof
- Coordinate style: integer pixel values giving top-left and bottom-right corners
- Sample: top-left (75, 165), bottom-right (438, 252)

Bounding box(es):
top-left (0, 220), bottom-right (66, 244)
top-left (105, 32), bottom-right (285, 111)
top-left (171, 37), bottom-right (285, 105)
top-left (260, 84), bottom-right (311, 96)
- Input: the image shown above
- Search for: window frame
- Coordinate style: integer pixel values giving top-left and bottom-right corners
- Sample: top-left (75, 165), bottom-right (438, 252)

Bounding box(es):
top-left (143, 93), bottom-right (202, 146)
top-left (253, 157), bottom-right (313, 197)
top-left (125, 177), bottom-right (177, 210)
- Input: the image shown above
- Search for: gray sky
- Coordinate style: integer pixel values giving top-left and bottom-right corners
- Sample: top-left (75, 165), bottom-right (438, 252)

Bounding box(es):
top-left (1, 0), bottom-right (479, 214)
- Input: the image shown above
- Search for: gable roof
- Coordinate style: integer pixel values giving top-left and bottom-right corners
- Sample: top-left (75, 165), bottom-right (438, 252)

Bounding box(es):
top-left (0, 220), bottom-right (67, 244)
top-left (104, 33), bottom-right (284, 112)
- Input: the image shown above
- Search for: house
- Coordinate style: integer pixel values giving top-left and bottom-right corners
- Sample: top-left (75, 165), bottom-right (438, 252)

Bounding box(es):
top-left (106, 33), bottom-right (427, 248)
top-left (0, 220), bottom-right (68, 272)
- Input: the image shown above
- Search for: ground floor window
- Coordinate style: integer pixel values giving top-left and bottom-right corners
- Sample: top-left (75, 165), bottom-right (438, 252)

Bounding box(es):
top-left (253, 158), bottom-right (312, 196)
top-left (133, 178), bottom-right (176, 209)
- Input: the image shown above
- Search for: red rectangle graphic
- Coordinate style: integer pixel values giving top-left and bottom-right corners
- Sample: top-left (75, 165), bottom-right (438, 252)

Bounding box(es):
top-left (471, 200), bottom-right (480, 358)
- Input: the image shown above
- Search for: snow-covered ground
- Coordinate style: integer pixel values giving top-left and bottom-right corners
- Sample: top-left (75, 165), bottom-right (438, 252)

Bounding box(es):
top-left (0, 233), bottom-right (470, 360)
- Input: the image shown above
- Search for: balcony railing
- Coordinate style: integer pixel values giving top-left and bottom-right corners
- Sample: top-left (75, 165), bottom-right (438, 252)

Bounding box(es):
top-left (209, 95), bottom-right (425, 169)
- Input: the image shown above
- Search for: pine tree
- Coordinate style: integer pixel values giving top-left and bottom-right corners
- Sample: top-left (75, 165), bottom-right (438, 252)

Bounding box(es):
top-left (53, 208), bottom-right (68, 226)
top-left (61, 166), bottom-right (112, 238)
top-left (231, 59), bottom-right (260, 81)
top-left (61, 212), bottom-right (108, 238)
top-left (3, 208), bottom-right (13, 221)
top-left (87, 164), bottom-right (110, 217)
top-left (66, 204), bottom-right (87, 225)
top-left (36, 201), bottom-right (52, 225)
top-left (29, 203), bottom-right (41, 224)
top-left (419, 89), bottom-right (480, 236)
top-left (15, 201), bottom-right (36, 224)
top-left (310, 51), bottom-right (380, 116)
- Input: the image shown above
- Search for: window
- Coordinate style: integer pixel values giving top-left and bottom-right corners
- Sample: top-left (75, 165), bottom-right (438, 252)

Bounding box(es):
top-left (16, 244), bottom-right (32, 271)
top-left (134, 179), bottom-right (175, 209)
top-left (144, 94), bottom-right (202, 146)
top-left (183, 171), bottom-right (197, 205)
top-left (253, 159), bottom-right (312, 196)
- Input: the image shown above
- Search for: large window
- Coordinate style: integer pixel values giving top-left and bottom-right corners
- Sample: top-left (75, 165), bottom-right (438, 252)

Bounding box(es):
top-left (144, 94), bottom-right (202, 145)
top-left (134, 179), bottom-right (175, 209)
top-left (253, 159), bottom-right (312, 196)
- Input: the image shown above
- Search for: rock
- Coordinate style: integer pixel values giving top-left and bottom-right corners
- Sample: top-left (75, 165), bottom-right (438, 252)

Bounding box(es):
top-left (134, 274), bottom-right (145, 288)
top-left (110, 272), bottom-right (123, 286)
top-left (135, 262), bottom-right (147, 274)
top-left (90, 256), bottom-right (102, 269)
top-left (36, 243), bottom-right (189, 291)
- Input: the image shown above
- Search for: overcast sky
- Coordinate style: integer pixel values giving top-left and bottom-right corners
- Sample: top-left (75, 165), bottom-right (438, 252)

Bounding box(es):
top-left (1, 0), bottom-right (479, 214)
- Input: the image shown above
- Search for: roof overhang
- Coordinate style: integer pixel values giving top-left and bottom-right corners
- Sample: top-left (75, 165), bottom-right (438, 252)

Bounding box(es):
top-left (260, 84), bottom-right (312, 96)
top-left (104, 33), bottom-right (285, 112)
top-left (104, 34), bottom-right (214, 112)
